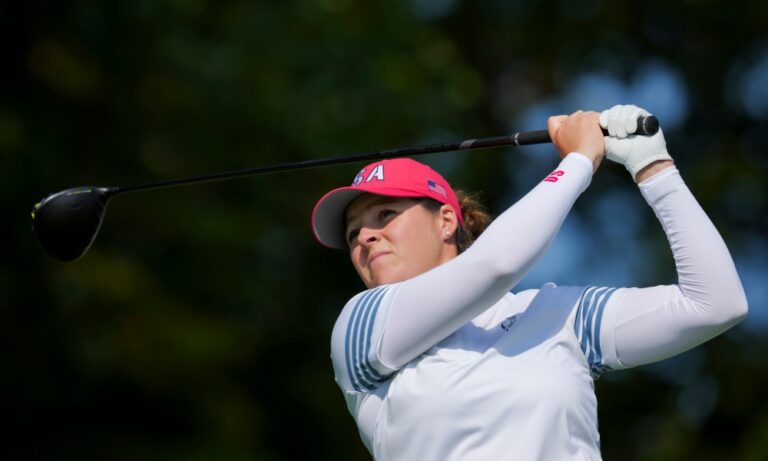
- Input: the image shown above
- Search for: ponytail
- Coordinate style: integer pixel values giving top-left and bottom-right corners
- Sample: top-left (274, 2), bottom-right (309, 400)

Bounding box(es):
top-left (454, 190), bottom-right (492, 253)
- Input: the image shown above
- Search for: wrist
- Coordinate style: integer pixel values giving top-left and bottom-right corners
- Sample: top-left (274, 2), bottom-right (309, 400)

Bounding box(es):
top-left (566, 151), bottom-right (601, 174)
top-left (565, 152), bottom-right (598, 173)
top-left (561, 153), bottom-right (596, 191)
top-left (625, 147), bottom-right (673, 179)
top-left (635, 160), bottom-right (675, 183)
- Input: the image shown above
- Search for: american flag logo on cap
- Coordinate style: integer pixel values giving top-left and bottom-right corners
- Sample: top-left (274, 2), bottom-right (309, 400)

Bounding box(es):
top-left (427, 179), bottom-right (447, 198)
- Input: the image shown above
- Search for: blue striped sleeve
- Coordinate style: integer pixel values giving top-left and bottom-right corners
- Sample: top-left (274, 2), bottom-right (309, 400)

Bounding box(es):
top-left (573, 286), bottom-right (618, 377)
top-left (345, 286), bottom-right (392, 392)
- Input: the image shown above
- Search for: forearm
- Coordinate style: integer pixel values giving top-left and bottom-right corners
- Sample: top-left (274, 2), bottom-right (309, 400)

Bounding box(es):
top-left (379, 153), bottom-right (594, 368)
top-left (640, 167), bottom-right (746, 316)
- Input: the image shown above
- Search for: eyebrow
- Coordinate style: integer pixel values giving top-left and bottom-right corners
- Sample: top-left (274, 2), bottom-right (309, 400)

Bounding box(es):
top-left (345, 197), bottom-right (403, 227)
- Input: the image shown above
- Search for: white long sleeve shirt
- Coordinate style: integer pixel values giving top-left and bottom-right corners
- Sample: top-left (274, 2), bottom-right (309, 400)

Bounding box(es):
top-left (330, 154), bottom-right (747, 460)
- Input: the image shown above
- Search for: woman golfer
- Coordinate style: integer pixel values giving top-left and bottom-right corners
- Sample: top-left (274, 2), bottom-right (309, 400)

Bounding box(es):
top-left (310, 105), bottom-right (747, 460)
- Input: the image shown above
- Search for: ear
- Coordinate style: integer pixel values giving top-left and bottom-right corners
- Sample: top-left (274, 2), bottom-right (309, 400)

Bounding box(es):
top-left (437, 204), bottom-right (459, 242)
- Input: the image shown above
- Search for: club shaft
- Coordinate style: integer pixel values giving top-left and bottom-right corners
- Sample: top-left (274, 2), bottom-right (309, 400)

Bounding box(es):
top-left (115, 115), bottom-right (658, 195)
top-left (116, 135), bottom-right (525, 194)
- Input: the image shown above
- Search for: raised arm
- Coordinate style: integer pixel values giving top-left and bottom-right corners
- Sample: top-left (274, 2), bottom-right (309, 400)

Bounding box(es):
top-left (375, 112), bottom-right (604, 369)
top-left (595, 105), bottom-right (747, 369)
top-left (600, 166), bottom-right (747, 368)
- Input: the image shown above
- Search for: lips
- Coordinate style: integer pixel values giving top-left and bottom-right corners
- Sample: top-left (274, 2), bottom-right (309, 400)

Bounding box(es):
top-left (368, 251), bottom-right (390, 266)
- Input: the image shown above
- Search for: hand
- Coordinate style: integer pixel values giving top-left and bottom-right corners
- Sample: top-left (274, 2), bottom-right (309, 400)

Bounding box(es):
top-left (599, 104), bottom-right (673, 181)
top-left (548, 110), bottom-right (604, 172)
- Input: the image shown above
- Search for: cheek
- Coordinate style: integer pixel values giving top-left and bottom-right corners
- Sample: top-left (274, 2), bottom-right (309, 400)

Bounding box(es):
top-left (350, 247), bottom-right (376, 282)
top-left (394, 219), bottom-right (443, 267)
top-left (349, 248), bottom-right (364, 273)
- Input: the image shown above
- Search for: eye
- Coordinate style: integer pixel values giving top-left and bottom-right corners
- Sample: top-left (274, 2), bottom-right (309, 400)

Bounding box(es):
top-left (378, 209), bottom-right (396, 220)
top-left (347, 229), bottom-right (360, 244)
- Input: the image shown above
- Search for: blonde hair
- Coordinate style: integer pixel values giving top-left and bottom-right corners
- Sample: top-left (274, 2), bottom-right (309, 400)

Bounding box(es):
top-left (416, 190), bottom-right (492, 253)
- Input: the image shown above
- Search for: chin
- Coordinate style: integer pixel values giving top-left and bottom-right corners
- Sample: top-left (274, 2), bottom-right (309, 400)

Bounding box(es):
top-left (370, 270), bottom-right (411, 287)
top-left (368, 276), bottom-right (390, 288)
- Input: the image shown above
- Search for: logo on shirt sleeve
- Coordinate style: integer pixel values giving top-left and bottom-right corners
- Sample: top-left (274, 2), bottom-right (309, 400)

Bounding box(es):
top-left (544, 170), bottom-right (565, 183)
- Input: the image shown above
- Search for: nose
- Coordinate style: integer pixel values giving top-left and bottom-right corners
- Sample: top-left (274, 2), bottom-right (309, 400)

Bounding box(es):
top-left (357, 227), bottom-right (380, 247)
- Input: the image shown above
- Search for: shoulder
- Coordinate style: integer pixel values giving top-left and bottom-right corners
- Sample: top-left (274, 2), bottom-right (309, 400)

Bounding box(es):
top-left (574, 286), bottom-right (622, 317)
top-left (330, 284), bottom-right (402, 394)
top-left (331, 284), bottom-right (401, 343)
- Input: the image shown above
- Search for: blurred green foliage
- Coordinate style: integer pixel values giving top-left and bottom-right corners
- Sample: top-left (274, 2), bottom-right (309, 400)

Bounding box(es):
top-left (2, 0), bottom-right (767, 459)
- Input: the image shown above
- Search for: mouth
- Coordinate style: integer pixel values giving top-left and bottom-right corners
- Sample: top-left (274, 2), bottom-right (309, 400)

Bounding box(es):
top-left (368, 251), bottom-right (390, 266)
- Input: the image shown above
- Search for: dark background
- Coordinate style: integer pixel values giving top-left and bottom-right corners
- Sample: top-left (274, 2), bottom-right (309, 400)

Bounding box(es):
top-left (3, 0), bottom-right (767, 459)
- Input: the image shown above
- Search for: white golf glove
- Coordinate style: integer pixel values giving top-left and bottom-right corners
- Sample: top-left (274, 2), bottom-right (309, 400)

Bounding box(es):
top-left (599, 104), bottom-right (672, 179)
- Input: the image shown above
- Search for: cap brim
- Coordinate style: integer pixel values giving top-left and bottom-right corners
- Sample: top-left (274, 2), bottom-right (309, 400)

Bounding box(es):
top-left (311, 187), bottom-right (367, 249)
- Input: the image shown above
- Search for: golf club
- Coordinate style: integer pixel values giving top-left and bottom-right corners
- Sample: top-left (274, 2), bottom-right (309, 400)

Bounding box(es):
top-left (31, 115), bottom-right (659, 262)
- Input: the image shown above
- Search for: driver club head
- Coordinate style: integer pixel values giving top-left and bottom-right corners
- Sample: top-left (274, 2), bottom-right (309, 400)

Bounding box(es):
top-left (31, 187), bottom-right (117, 262)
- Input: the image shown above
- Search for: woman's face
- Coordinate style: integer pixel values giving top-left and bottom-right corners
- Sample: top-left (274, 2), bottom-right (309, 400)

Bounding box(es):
top-left (345, 195), bottom-right (458, 288)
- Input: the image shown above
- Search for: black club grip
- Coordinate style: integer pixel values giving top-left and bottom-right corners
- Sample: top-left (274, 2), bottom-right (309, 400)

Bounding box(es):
top-left (514, 115), bottom-right (661, 146)
top-left (601, 115), bottom-right (659, 136)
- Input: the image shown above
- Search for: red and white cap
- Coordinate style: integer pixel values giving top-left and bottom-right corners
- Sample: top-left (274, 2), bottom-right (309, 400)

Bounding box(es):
top-left (311, 157), bottom-right (463, 249)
